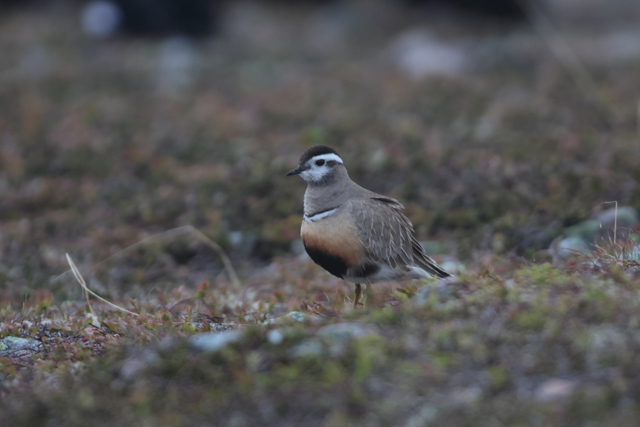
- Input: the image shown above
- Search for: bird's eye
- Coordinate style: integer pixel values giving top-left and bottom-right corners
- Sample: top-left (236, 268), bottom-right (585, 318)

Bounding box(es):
top-left (315, 159), bottom-right (325, 166)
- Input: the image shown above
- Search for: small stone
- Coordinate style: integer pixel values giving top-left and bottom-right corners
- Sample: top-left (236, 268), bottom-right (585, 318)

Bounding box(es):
top-left (595, 206), bottom-right (638, 242)
top-left (289, 339), bottom-right (324, 358)
top-left (285, 311), bottom-right (309, 322)
top-left (120, 350), bottom-right (160, 381)
top-left (265, 311), bottom-right (320, 325)
top-left (156, 37), bottom-right (197, 94)
top-left (189, 330), bottom-right (242, 353)
top-left (439, 260), bottom-right (466, 275)
top-left (81, 1), bottom-right (122, 39)
top-left (229, 231), bottom-right (244, 247)
top-left (414, 279), bottom-right (457, 306)
top-left (190, 323), bottom-right (233, 333)
top-left (451, 386), bottom-right (482, 406)
top-left (317, 323), bottom-right (378, 340)
top-left (317, 323), bottom-right (378, 357)
top-left (388, 29), bottom-right (467, 79)
top-left (564, 220), bottom-right (601, 241)
top-left (405, 405), bottom-right (439, 427)
top-left (535, 379), bottom-right (576, 401)
top-left (0, 337), bottom-right (43, 357)
top-left (556, 236), bottom-right (590, 259)
top-left (267, 329), bottom-right (284, 345)
top-left (596, 206), bottom-right (637, 228)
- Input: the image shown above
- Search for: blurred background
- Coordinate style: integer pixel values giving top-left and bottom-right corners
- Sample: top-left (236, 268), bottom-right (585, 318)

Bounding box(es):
top-left (0, 0), bottom-right (639, 301)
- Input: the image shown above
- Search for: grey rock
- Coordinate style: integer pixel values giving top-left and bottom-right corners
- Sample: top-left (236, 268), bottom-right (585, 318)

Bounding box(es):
top-left (81, 1), bottom-right (122, 39)
top-left (289, 339), bottom-right (325, 358)
top-left (595, 207), bottom-right (638, 242)
top-left (404, 404), bottom-right (439, 427)
top-left (450, 386), bottom-right (483, 406)
top-left (156, 37), bottom-right (197, 94)
top-left (282, 311), bottom-right (309, 323)
top-left (556, 236), bottom-right (590, 259)
top-left (317, 322), bottom-right (378, 341)
top-left (317, 323), bottom-right (379, 357)
top-left (0, 337), bottom-right (43, 357)
top-left (265, 311), bottom-right (321, 325)
top-left (228, 231), bottom-right (245, 247)
top-left (388, 28), bottom-right (467, 79)
top-left (535, 379), bottom-right (576, 401)
top-left (560, 206), bottom-right (638, 250)
top-left (288, 323), bottom-right (380, 359)
top-left (564, 220), bottom-right (601, 241)
top-left (414, 280), bottom-right (457, 306)
top-left (120, 350), bottom-right (160, 381)
top-left (439, 259), bottom-right (466, 275)
top-left (190, 322), bottom-right (233, 332)
top-left (266, 329), bottom-right (284, 345)
top-left (597, 206), bottom-right (638, 226)
top-left (189, 330), bottom-right (242, 353)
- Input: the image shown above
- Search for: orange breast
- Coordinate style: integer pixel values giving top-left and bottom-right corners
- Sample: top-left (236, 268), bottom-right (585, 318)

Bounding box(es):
top-left (301, 215), bottom-right (364, 267)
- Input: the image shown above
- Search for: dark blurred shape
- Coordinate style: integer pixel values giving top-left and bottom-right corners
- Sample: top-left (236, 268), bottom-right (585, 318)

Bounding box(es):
top-left (81, 0), bottom-right (219, 38)
top-left (261, 0), bottom-right (337, 3)
top-left (0, 0), bottom-right (42, 8)
top-left (409, 0), bottom-right (525, 19)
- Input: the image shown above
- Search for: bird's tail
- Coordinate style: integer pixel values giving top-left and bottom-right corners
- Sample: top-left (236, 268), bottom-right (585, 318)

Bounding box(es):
top-left (411, 240), bottom-right (452, 279)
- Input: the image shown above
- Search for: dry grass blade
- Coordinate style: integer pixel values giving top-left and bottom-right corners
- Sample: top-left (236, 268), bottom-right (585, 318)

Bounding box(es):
top-left (67, 254), bottom-right (95, 317)
top-left (590, 227), bottom-right (640, 271)
top-left (65, 254), bottom-right (139, 317)
top-left (86, 225), bottom-right (242, 291)
top-left (601, 201), bottom-right (618, 245)
top-left (183, 225), bottom-right (242, 290)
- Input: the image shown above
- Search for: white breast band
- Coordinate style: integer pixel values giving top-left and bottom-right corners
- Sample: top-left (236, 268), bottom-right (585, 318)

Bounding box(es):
top-left (304, 207), bottom-right (338, 223)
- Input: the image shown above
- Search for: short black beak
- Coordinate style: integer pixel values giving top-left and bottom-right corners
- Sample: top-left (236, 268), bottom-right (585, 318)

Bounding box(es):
top-left (286, 167), bottom-right (302, 176)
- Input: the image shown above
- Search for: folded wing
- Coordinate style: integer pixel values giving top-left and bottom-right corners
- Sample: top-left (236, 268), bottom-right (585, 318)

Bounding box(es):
top-left (350, 196), bottom-right (451, 279)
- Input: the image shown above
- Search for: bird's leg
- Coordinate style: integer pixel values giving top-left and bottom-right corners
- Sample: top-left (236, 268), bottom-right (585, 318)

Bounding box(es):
top-left (354, 284), bottom-right (362, 309)
top-left (364, 282), bottom-right (374, 309)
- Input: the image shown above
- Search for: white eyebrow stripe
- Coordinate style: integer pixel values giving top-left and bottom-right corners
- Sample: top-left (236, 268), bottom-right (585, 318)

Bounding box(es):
top-left (309, 153), bottom-right (343, 164)
top-left (304, 207), bottom-right (339, 223)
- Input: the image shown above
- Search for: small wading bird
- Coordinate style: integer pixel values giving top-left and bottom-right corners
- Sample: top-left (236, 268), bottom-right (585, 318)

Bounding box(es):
top-left (287, 145), bottom-right (452, 308)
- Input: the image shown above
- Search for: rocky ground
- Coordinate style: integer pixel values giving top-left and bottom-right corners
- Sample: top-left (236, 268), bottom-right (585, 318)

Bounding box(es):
top-left (1, 0), bottom-right (640, 425)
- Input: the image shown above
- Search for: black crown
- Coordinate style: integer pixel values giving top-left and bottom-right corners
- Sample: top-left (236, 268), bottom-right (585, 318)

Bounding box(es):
top-left (299, 145), bottom-right (339, 164)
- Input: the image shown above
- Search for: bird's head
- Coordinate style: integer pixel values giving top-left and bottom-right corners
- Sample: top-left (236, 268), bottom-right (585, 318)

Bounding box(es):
top-left (286, 145), bottom-right (346, 185)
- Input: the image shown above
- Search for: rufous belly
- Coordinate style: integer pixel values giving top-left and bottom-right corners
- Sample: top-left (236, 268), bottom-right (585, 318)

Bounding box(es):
top-left (301, 214), bottom-right (364, 270)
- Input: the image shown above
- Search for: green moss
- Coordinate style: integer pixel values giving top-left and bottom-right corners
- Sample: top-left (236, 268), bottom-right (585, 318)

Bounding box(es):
top-left (353, 336), bottom-right (386, 381)
top-left (514, 311), bottom-right (547, 330)
top-left (60, 146), bottom-right (115, 179)
top-left (486, 366), bottom-right (509, 391)
top-left (514, 263), bottom-right (571, 287)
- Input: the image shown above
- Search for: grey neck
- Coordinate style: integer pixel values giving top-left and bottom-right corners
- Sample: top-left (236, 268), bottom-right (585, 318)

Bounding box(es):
top-left (303, 167), bottom-right (353, 216)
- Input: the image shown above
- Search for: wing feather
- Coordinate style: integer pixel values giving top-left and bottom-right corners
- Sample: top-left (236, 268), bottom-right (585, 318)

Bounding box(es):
top-left (350, 196), bottom-right (451, 279)
top-left (411, 236), bottom-right (451, 279)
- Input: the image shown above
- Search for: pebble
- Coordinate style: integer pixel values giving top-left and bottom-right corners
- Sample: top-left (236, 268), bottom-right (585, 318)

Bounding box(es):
top-left (189, 330), bottom-right (242, 353)
top-left (0, 337), bottom-right (44, 357)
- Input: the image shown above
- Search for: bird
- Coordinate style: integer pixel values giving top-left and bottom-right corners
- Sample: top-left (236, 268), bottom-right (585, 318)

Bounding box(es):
top-left (287, 145), bottom-right (452, 308)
